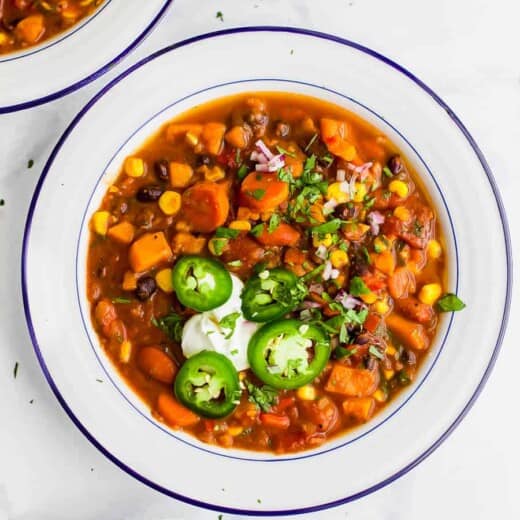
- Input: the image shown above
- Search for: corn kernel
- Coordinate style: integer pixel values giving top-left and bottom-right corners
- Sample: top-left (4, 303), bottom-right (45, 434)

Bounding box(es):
top-left (237, 207), bottom-right (260, 221)
top-left (158, 191), bottom-right (181, 216)
top-left (228, 426), bottom-right (244, 437)
top-left (374, 299), bottom-right (389, 315)
top-left (386, 345), bottom-right (397, 357)
top-left (155, 268), bottom-right (174, 293)
top-left (373, 236), bottom-right (388, 253)
top-left (383, 369), bottom-right (395, 380)
top-left (229, 220), bottom-right (251, 232)
top-left (124, 157), bottom-right (145, 178)
top-left (108, 185), bottom-right (119, 194)
top-left (91, 211), bottom-right (111, 236)
top-left (393, 206), bottom-right (411, 221)
top-left (297, 385), bottom-right (317, 401)
top-left (122, 270), bottom-right (137, 291)
top-left (313, 233), bottom-right (333, 248)
top-left (418, 283), bottom-right (442, 305)
top-left (353, 182), bottom-right (367, 203)
top-left (239, 371), bottom-right (246, 381)
top-left (373, 389), bottom-right (387, 403)
top-left (119, 341), bottom-right (132, 363)
top-left (330, 249), bottom-right (349, 268)
top-left (326, 182), bottom-right (349, 203)
top-left (388, 180), bottom-right (409, 198)
top-left (360, 291), bottom-right (377, 304)
top-left (427, 239), bottom-right (442, 259)
top-left (204, 165), bottom-right (226, 182)
top-left (185, 131), bottom-right (199, 147)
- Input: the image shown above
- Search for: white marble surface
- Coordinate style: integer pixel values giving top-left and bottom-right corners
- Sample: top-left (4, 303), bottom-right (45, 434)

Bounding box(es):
top-left (1, 0), bottom-right (519, 518)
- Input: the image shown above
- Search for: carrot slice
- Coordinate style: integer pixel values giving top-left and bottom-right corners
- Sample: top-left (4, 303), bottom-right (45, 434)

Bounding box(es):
top-left (255, 223), bottom-right (300, 246)
top-left (182, 181), bottom-right (229, 233)
top-left (325, 364), bottom-right (379, 397)
top-left (157, 393), bottom-right (200, 427)
top-left (239, 172), bottom-right (289, 212)
top-left (386, 313), bottom-right (430, 350)
top-left (137, 346), bottom-right (177, 384)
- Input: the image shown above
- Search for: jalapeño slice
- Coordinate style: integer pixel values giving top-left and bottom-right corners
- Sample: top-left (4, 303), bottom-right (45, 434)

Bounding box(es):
top-left (241, 268), bottom-right (307, 322)
top-left (172, 255), bottom-right (232, 312)
top-left (174, 351), bottom-right (241, 418)
top-left (247, 319), bottom-right (330, 390)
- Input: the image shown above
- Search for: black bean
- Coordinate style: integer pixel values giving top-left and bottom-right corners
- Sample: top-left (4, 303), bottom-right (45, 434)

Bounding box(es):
top-left (335, 202), bottom-right (360, 221)
top-left (401, 349), bottom-right (416, 365)
top-left (154, 159), bottom-right (170, 181)
top-left (135, 276), bottom-right (157, 301)
top-left (136, 185), bottom-right (164, 202)
top-left (388, 155), bottom-right (404, 175)
top-left (363, 355), bottom-right (377, 371)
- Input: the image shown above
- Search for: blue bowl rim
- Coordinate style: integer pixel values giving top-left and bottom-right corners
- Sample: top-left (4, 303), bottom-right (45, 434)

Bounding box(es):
top-left (0, 0), bottom-right (174, 114)
top-left (21, 26), bottom-right (512, 516)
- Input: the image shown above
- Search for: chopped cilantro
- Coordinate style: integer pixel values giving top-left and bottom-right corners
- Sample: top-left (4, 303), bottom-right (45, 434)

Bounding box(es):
top-left (382, 190), bottom-right (391, 200)
top-left (275, 145), bottom-right (296, 158)
top-left (0, 199), bottom-right (4, 206)
top-left (349, 276), bottom-right (370, 296)
top-left (250, 189), bottom-right (266, 200)
top-left (436, 293), bottom-right (466, 312)
top-left (13, 362), bottom-right (19, 378)
top-left (230, 349), bottom-right (239, 356)
top-left (397, 370), bottom-right (411, 386)
top-left (235, 148), bottom-right (241, 164)
top-left (216, 227), bottom-right (240, 239)
top-left (320, 153), bottom-right (334, 166)
top-left (211, 237), bottom-right (228, 256)
top-left (311, 218), bottom-right (343, 235)
top-left (368, 345), bottom-right (384, 360)
top-left (96, 378), bottom-right (104, 383)
top-left (290, 49), bottom-right (294, 55)
top-left (219, 312), bottom-right (241, 339)
top-left (250, 223), bottom-right (264, 237)
top-left (363, 195), bottom-right (376, 209)
top-left (246, 381), bottom-right (278, 412)
top-left (227, 259), bottom-right (243, 267)
top-left (362, 246), bottom-right (372, 264)
top-left (333, 346), bottom-right (356, 359)
top-left (112, 297), bottom-right (132, 304)
top-left (278, 167), bottom-right (293, 183)
top-left (268, 213), bottom-right (281, 233)
top-left (27, 159), bottom-right (34, 169)
top-left (383, 166), bottom-right (393, 178)
top-left (216, 11), bottom-right (224, 21)
top-left (237, 164), bottom-right (248, 180)
top-left (152, 312), bottom-right (184, 342)
top-left (339, 322), bottom-right (348, 343)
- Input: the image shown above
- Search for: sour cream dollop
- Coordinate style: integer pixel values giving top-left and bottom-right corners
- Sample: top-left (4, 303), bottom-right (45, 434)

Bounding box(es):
top-left (181, 274), bottom-right (259, 371)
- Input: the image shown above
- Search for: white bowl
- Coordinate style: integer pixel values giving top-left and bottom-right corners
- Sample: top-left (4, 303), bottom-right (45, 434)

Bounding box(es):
top-left (22, 27), bottom-right (512, 515)
top-left (0, 0), bottom-right (172, 113)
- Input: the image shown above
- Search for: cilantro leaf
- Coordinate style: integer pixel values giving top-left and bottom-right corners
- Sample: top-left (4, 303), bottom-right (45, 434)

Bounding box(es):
top-left (216, 11), bottom-right (224, 21)
top-left (245, 381), bottom-right (278, 412)
top-left (275, 145), bottom-right (296, 158)
top-left (152, 312), bottom-right (184, 342)
top-left (268, 213), bottom-right (281, 233)
top-left (349, 276), bottom-right (370, 296)
top-left (250, 223), bottom-right (264, 237)
top-left (211, 237), bottom-right (228, 256)
top-left (237, 164), bottom-right (248, 180)
top-left (112, 297), bottom-right (132, 304)
top-left (311, 218), bottom-right (343, 235)
top-left (219, 312), bottom-right (241, 339)
top-left (436, 293), bottom-right (466, 312)
top-left (216, 227), bottom-right (240, 239)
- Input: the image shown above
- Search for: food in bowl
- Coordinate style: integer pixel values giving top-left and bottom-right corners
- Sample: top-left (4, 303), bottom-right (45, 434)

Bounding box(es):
top-left (0, 0), bottom-right (104, 54)
top-left (87, 92), bottom-right (465, 453)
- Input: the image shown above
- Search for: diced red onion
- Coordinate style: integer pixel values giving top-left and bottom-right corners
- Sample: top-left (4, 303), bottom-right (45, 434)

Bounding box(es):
top-left (301, 300), bottom-right (322, 309)
top-left (330, 269), bottom-right (340, 280)
top-left (255, 163), bottom-right (271, 172)
top-left (250, 151), bottom-right (268, 164)
top-left (315, 245), bottom-right (328, 260)
top-left (335, 290), bottom-right (362, 309)
top-left (336, 169), bottom-right (346, 182)
top-left (322, 261), bottom-right (333, 281)
top-left (347, 161), bottom-right (373, 174)
top-left (323, 198), bottom-right (338, 214)
top-left (309, 283), bottom-right (324, 294)
top-left (367, 211), bottom-right (385, 235)
top-left (339, 181), bottom-right (350, 194)
top-left (255, 139), bottom-right (274, 160)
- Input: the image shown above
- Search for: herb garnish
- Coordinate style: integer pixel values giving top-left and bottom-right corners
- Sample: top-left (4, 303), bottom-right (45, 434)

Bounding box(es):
top-left (275, 145), bottom-right (296, 158)
top-left (383, 166), bottom-right (393, 178)
top-left (27, 159), bottom-right (34, 169)
top-left (311, 218), bottom-right (343, 235)
top-left (219, 312), bottom-right (241, 339)
top-left (237, 164), bottom-right (248, 180)
top-left (246, 381), bottom-right (278, 412)
top-left (333, 346), bottom-right (356, 359)
top-left (13, 362), bottom-right (19, 378)
top-left (0, 199), bottom-right (4, 206)
top-left (250, 223), bottom-right (264, 237)
top-left (368, 345), bottom-right (384, 360)
top-left (152, 312), bottom-right (184, 342)
top-left (268, 213), bottom-right (281, 233)
top-left (304, 133), bottom-right (318, 152)
top-left (216, 11), bottom-right (224, 21)
top-left (412, 220), bottom-right (424, 236)
top-left (211, 237), bottom-right (228, 256)
top-left (216, 227), bottom-right (240, 239)
top-left (250, 189), bottom-right (266, 200)
top-left (349, 276), bottom-right (370, 296)
top-left (436, 293), bottom-right (466, 312)
top-left (112, 297), bottom-right (132, 304)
